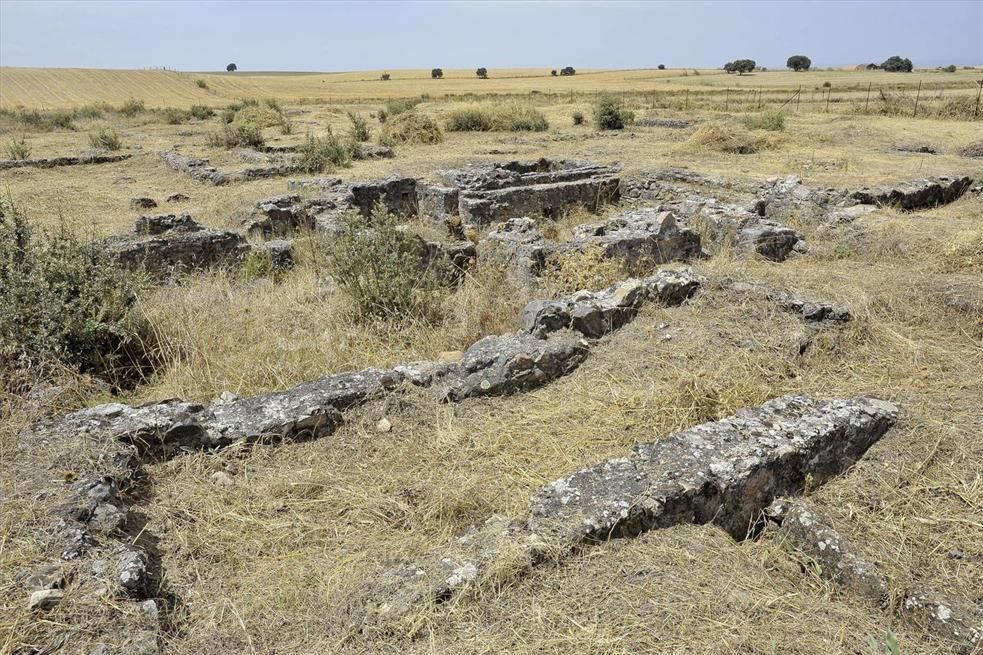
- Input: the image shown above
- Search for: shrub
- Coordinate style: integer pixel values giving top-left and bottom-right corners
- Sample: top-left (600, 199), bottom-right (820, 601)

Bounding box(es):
top-left (551, 69), bottom-right (558, 76)
top-left (6, 136), bottom-right (31, 160)
top-left (298, 130), bottom-right (353, 173)
top-left (881, 56), bottom-right (913, 72)
top-left (163, 107), bottom-right (191, 124)
top-left (0, 195), bottom-right (152, 386)
top-left (347, 111), bottom-right (370, 142)
top-left (786, 55), bottom-right (811, 71)
top-left (45, 111), bottom-right (76, 130)
top-left (379, 110), bottom-right (443, 145)
top-left (190, 104), bottom-right (215, 120)
top-left (118, 99), bottom-right (145, 117)
top-left (943, 64), bottom-right (957, 73)
top-left (743, 111), bottom-right (786, 131)
top-left (476, 67), bottom-right (488, 79)
top-left (381, 72), bottom-right (391, 81)
top-left (822, 81), bottom-right (832, 88)
top-left (560, 66), bottom-right (576, 76)
top-left (446, 104), bottom-right (549, 132)
top-left (234, 105), bottom-right (282, 128)
top-left (89, 126), bottom-right (122, 150)
top-left (329, 200), bottom-right (445, 324)
top-left (206, 123), bottom-right (264, 149)
top-left (572, 111), bottom-right (585, 126)
top-left (74, 104), bottom-right (105, 120)
top-left (593, 95), bottom-right (634, 130)
top-left (431, 68), bottom-right (444, 79)
top-left (195, 79), bottom-right (208, 89)
top-left (227, 63), bottom-right (237, 72)
top-left (658, 64), bottom-right (666, 70)
top-left (378, 98), bottom-right (420, 123)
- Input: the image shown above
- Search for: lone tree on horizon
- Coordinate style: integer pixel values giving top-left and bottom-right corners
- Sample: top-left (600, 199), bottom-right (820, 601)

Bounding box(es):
top-left (881, 55), bottom-right (913, 72)
top-left (786, 55), bottom-right (811, 71)
top-left (724, 59), bottom-right (755, 75)
top-left (431, 68), bottom-right (443, 79)
top-left (476, 67), bottom-right (488, 79)
top-left (381, 72), bottom-right (390, 80)
top-left (226, 63), bottom-right (237, 72)
top-left (560, 66), bottom-right (576, 76)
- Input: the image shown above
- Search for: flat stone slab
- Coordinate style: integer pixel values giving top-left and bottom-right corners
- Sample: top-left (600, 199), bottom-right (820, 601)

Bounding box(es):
top-left (158, 151), bottom-right (228, 185)
top-left (850, 175), bottom-right (974, 211)
top-left (0, 153), bottom-right (131, 171)
top-left (356, 395), bottom-right (899, 630)
top-left (571, 208), bottom-right (703, 267)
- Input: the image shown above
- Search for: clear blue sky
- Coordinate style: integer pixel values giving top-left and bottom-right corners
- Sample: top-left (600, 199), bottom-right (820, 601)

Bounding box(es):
top-left (1, 1), bottom-right (980, 71)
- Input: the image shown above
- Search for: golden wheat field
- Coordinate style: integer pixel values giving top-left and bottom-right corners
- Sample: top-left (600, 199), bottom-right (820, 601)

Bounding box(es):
top-left (1, 62), bottom-right (982, 655)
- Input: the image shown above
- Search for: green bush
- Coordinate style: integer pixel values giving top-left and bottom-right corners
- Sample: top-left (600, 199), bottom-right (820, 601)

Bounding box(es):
top-left (446, 104), bottom-right (549, 132)
top-left (0, 196), bottom-right (152, 387)
top-left (298, 130), bottom-right (353, 173)
top-left (74, 104), bottom-right (106, 120)
top-left (118, 99), bottom-right (145, 117)
top-left (163, 107), bottom-right (191, 124)
top-left (743, 111), bottom-right (786, 131)
top-left (194, 79), bottom-right (208, 89)
top-left (190, 104), bottom-right (215, 119)
top-left (6, 136), bottom-right (31, 160)
top-left (593, 95), bottom-right (634, 130)
top-left (329, 200), bottom-right (445, 324)
top-left (206, 123), bottom-right (264, 149)
top-left (89, 126), bottom-right (122, 150)
top-left (378, 98), bottom-right (420, 123)
top-left (572, 111), bottom-right (585, 126)
top-left (943, 64), bottom-right (957, 73)
top-left (347, 111), bottom-right (370, 142)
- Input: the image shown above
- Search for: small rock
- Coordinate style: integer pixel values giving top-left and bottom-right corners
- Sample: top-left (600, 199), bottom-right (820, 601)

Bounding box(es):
top-left (27, 563), bottom-right (65, 590)
top-left (90, 645), bottom-right (110, 655)
top-left (948, 549), bottom-right (963, 560)
top-left (376, 417), bottom-right (392, 433)
top-left (140, 599), bottom-right (159, 616)
top-left (165, 192), bottom-right (190, 203)
top-left (210, 471), bottom-right (234, 486)
top-left (130, 197), bottom-right (157, 210)
top-left (28, 588), bottom-right (63, 610)
top-left (215, 390), bottom-right (239, 404)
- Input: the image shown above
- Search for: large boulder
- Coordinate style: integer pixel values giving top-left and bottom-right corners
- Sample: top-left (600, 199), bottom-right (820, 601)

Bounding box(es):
top-left (571, 209), bottom-right (703, 267)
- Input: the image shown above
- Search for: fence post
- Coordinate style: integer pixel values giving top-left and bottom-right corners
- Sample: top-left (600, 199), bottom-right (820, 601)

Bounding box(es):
top-left (797, 86), bottom-right (801, 112)
top-left (825, 85), bottom-right (831, 112)
top-left (975, 78), bottom-right (983, 119)
top-left (865, 82), bottom-right (871, 113)
top-left (913, 79), bottom-right (922, 118)
top-left (725, 88), bottom-right (729, 111)
top-left (685, 88), bottom-right (689, 111)
top-left (758, 86), bottom-right (762, 110)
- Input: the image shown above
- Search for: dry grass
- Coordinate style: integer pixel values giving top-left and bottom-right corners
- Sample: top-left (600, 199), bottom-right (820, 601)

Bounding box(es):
top-left (1, 69), bottom-right (982, 655)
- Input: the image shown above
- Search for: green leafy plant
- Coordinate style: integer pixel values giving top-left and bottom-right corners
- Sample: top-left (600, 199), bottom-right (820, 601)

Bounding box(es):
top-left (743, 111), bottom-right (786, 131)
top-left (347, 111), bottom-right (370, 142)
top-left (329, 200), bottom-right (445, 324)
top-left (593, 94), bottom-right (634, 130)
top-left (89, 126), bottom-right (122, 150)
top-left (0, 195), bottom-right (152, 387)
top-left (572, 111), bottom-right (585, 126)
top-left (297, 130), bottom-right (353, 173)
top-left (866, 631), bottom-right (900, 655)
top-left (118, 98), bottom-right (145, 117)
top-left (6, 136), bottom-right (31, 160)
top-left (195, 78), bottom-right (208, 89)
top-left (206, 123), bottom-right (264, 149)
top-left (190, 104), bottom-right (215, 119)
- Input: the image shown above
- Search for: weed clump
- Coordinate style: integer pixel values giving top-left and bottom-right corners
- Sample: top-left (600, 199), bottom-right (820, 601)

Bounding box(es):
top-left (298, 130), bottom-right (353, 173)
top-left (572, 111), bottom-right (585, 126)
top-left (6, 136), bottom-right (31, 160)
top-left (380, 110), bottom-right (443, 145)
top-left (190, 104), bottom-right (215, 120)
top-left (162, 107), bottom-right (191, 125)
top-left (194, 79), bottom-right (208, 89)
top-left (206, 123), bottom-right (264, 149)
top-left (118, 99), bottom-right (145, 117)
top-left (681, 121), bottom-right (780, 154)
top-left (446, 104), bottom-right (549, 132)
top-left (347, 112), bottom-right (370, 142)
top-left (743, 111), bottom-right (786, 131)
top-left (0, 196), bottom-right (151, 388)
top-left (329, 201), bottom-right (445, 324)
top-left (593, 94), bottom-right (634, 130)
top-left (89, 126), bottom-right (122, 150)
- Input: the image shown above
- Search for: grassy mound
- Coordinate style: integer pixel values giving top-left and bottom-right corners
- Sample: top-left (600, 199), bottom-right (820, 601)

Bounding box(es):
top-left (446, 104), bottom-right (549, 132)
top-left (380, 110), bottom-right (443, 145)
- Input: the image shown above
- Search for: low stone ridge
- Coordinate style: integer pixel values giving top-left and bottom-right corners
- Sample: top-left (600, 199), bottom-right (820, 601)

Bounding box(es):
top-left (636, 118), bottom-right (694, 129)
top-left (850, 175), bottom-right (974, 211)
top-left (0, 152), bottom-right (132, 171)
top-left (893, 143), bottom-right (938, 154)
top-left (571, 208), bottom-right (704, 268)
top-left (479, 210), bottom-right (703, 285)
top-left (723, 279), bottom-right (851, 323)
top-left (263, 239), bottom-right (295, 271)
top-left (767, 499), bottom-right (982, 651)
top-left (957, 141), bottom-right (983, 158)
top-left (103, 214), bottom-right (248, 276)
top-left (519, 268), bottom-right (702, 338)
top-left (158, 151), bottom-right (229, 185)
top-left (756, 174), bottom-right (976, 222)
top-left (433, 159), bottom-right (621, 226)
top-left (349, 176), bottom-right (418, 217)
top-left (355, 395), bottom-right (899, 630)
